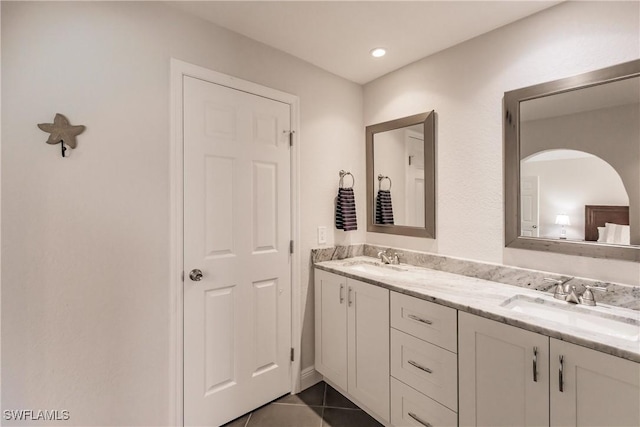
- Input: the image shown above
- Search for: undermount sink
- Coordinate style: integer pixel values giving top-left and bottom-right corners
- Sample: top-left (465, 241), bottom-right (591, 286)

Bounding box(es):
top-left (343, 261), bottom-right (408, 277)
top-left (500, 295), bottom-right (640, 341)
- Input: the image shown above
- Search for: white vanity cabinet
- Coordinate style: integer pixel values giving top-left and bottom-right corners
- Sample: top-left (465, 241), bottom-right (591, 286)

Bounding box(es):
top-left (459, 311), bottom-right (549, 426)
top-left (390, 292), bottom-right (458, 427)
top-left (550, 339), bottom-right (640, 427)
top-left (459, 311), bottom-right (640, 427)
top-left (314, 269), bottom-right (348, 390)
top-left (314, 269), bottom-right (390, 422)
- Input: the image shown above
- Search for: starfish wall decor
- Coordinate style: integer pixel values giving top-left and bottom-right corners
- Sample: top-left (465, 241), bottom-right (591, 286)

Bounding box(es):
top-left (37, 113), bottom-right (86, 157)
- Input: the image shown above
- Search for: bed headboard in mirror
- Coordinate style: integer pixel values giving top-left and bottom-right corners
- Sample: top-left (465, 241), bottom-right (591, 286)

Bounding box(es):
top-left (504, 59), bottom-right (640, 262)
top-left (584, 205), bottom-right (629, 242)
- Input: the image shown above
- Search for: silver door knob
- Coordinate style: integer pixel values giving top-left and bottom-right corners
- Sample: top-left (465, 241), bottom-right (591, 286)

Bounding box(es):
top-left (189, 269), bottom-right (203, 281)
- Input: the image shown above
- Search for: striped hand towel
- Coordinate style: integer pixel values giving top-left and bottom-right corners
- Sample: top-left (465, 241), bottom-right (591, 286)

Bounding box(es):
top-left (335, 187), bottom-right (358, 231)
top-left (376, 189), bottom-right (394, 225)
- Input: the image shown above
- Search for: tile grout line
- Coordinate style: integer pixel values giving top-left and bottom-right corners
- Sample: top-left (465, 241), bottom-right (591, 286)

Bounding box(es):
top-left (323, 382), bottom-right (327, 407)
top-left (321, 382), bottom-right (327, 427)
top-left (272, 402), bottom-right (324, 407)
top-left (323, 405), bottom-right (363, 411)
top-left (243, 412), bottom-right (252, 427)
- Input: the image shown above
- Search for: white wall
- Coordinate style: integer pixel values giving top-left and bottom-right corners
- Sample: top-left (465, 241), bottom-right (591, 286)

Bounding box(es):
top-left (1, 2), bottom-right (363, 425)
top-left (364, 1), bottom-right (640, 285)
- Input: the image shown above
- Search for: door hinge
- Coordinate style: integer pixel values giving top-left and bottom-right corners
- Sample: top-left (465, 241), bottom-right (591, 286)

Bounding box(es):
top-left (290, 347), bottom-right (294, 362)
top-left (289, 240), bottom-right (294, 254)
top-left (181, 271), bottom-right (184, 282)
top-left (288, 130), bottom-right (295, 147)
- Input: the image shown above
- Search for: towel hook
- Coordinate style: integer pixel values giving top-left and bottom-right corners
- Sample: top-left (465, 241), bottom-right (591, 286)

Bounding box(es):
top-left (37, 113), bottom-right (85, 158)
top-left (339, 170), bottom-right (355, 189)
top-left (378, 174), bottom-right (392, 191)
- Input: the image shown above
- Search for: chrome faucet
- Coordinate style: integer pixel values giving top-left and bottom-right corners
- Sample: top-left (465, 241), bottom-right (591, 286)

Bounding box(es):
top-left (579, 284), bottom-right (609, 306)
top-left (378, 248), bottom-right (403, 265)
top-left (545, 277), bottom-right (608, 306)
top-left (377, 251), bottom-right (392, 264)
top-left (545, 277), bottom-right (574, 301)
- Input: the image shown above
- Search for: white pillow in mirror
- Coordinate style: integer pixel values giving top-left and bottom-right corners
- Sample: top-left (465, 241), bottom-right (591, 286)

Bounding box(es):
top-left (619, 224), bottom-right (631, 245)
top-left (604, 223), bottom-right (616, 244)
top-left (597, 226), bottom-right (607, 242)
top-left (605, 222), bottom-right (631, 245)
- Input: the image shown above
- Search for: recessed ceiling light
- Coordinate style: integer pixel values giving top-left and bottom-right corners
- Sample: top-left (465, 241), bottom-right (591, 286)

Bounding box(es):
top-left (370, 48), bottom-right (386, 58)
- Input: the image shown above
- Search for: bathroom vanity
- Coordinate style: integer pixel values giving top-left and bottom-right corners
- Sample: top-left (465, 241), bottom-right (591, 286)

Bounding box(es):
top-left (314, 257), bottom-right (640, 427)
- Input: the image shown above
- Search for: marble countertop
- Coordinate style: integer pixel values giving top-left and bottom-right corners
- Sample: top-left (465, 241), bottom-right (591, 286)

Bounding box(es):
top-left (315, 256), bottom-right (640, 363)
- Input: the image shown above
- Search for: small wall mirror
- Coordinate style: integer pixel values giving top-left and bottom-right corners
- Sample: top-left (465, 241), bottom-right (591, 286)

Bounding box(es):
top-left (366, 111), bottom-right (436, 238)
top-left (504, 60), bottom-right (640, 261)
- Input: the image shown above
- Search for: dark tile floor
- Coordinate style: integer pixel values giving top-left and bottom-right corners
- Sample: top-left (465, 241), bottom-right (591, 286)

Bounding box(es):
top-left (222, 381), bottom-right (383, 427)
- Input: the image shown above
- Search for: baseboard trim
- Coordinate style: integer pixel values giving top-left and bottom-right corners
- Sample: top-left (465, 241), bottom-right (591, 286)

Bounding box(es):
top-left (300, 366), bottom-right (323, 391)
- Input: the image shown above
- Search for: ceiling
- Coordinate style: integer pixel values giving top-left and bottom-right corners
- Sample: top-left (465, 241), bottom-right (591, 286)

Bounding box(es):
top-left (168, 1), bottom-right (563, 85)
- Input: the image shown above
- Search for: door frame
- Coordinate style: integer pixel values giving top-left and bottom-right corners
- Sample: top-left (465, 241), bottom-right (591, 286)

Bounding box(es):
top-left (169, 59), bottom-right (301, 426)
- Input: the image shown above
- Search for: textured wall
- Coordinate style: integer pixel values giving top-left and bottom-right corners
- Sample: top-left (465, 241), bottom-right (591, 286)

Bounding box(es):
top-left (1, 2), bottom-right (362, 425)
top-left (364, 1), bottom-right (640, 285)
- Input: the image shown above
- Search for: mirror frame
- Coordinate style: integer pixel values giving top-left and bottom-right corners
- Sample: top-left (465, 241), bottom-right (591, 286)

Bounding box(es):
top-left (366, 111), bottom-right (436, 238)
top-left (504, 59), bottom-right (640, 262)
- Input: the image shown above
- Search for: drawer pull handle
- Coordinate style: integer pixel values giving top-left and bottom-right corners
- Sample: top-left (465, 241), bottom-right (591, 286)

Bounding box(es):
top-left (559, 355), bottom-right (564, 393)
top-left (532, 346), bottom-right (538, 382)
top-left (408, 314), bottom-right (432, 325)
top-left (408, 360), bottom-right (433, 374)
top-left (408, 412), bottom-right (432, 427)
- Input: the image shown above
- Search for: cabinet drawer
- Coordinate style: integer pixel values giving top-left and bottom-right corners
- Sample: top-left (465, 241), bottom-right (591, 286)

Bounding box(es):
top-left (391, 328), bottom-right (457, 411)
top-left (391, 377), bottom-right (457, 427)
top-left (391, 292), bottom-right (457, 352)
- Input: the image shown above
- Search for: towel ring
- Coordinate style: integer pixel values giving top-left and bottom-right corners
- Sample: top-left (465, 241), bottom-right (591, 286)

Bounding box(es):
top-left (339, 170), bottom-right (355, 189)
top-left (378, 174), bottom-right (392, 191)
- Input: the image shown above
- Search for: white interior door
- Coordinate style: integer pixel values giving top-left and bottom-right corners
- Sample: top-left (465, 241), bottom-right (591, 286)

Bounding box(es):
top-left (183, 76), bottom-right (292, 426)
top-left (405, 130), bottom-right (425, 227)
top-left (521, 176), bottom-right (539, 237)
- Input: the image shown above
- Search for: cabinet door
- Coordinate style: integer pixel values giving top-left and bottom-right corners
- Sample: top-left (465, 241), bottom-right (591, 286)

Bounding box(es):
top-left (459, 312), bottom-right (549, 427)
top-left (314, 269), bottom-right (348, 391)
top-left (347, 278), bottom-right (390, 422)
top-left (550, 339), bottom-right (640, 427)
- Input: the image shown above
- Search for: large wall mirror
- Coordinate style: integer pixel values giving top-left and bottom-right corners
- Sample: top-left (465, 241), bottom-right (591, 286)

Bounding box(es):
top-left (366, 111), bottom-right (436, 238)
top-left (505, 60), bottom-right (640, 262)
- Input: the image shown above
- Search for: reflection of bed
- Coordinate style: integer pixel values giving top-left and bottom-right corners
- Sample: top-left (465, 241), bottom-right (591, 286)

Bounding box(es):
top-left (584, 205), bottom-right (629, 242)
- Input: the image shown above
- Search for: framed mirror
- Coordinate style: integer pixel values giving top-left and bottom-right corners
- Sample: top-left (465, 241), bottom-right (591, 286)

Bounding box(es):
top-left (504, 60), bottom-right (640, 262)
top-left (366, 111), bottom-right (436, 238)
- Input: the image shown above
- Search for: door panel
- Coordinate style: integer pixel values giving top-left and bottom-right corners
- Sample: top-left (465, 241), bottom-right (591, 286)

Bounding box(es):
top-left (205, 156), bottom-right (235, 257)
top-left (252, 161), bottom-right (278, 252)
top-left (204, 287), bottom-right (235, 394)
top-left (521, 176), bottom-right (539, 237)
top-left (183, 76), bottom-right (292, 426)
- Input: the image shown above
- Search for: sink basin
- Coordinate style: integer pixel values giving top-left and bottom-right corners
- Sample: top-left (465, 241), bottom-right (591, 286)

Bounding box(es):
top-left (343, 261), bottom-right (408, 277)
top-left (500, 295), bottom-right (640, 341)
